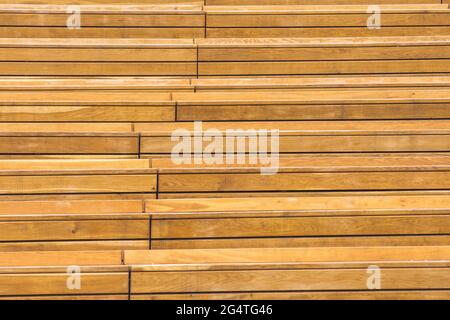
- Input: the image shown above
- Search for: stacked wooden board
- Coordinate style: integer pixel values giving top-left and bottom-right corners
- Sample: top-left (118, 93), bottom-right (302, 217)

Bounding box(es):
top-left (0, 0), bottom-right (449, 299)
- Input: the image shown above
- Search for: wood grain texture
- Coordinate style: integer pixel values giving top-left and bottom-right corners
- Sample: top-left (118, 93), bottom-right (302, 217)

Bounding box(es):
top-left (0, 171), bottom-right (156, 194)
top-left (133, 290), bottom-right (450, 300)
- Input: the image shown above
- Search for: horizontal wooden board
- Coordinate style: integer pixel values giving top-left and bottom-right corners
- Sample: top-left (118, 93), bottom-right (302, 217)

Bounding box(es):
top-left (125, 246), bottom-right (450, 266)
top-left (0, 123), bottom-right (132, 132)
top-left (206, 1), bottom-right (441, 4)
top-left (158, 171), bottom-right (450, 192)
top-left (0, 199), bottom-right (143, 214)
top-left (0, 219), bottom-right (149, 241)
top-left (146, 194), bottom-right (450, 213)
top-left (0, 27), bottom-right (204, 39)
top-left (199, 45), bottom-right (450, 61)
top-left (0, 135), bottom-right (139, 155)
top-left (0, 106), bottom-right (174, 122)
top-left (132, 290), bottom-right (450, 300)
top-left (151, 235), bottom-right (450, 249)
top-left (192, 76), bottom-right (450, 90)
top-left (0, 272), bottom-right (128, 296)
top-left (206, 26), bottom-right (450, 38)
top-left (0, 77), bottom-right (191, 91)
top-left (152, 215), bottom-right (450, 239)
top-left (0, 240), bottom-right (148, 251)
top-left (198, 60), bottom-right (450, 76)
top-left (0, 172), bottom-right (156, 194)
top-left (0, 250), bottom-right (122, 267)
top-left (0, 159), bottom-right (150, 171)
top-left (0, 62), bottom-right (197, 76)
top-left (131, 268), bottom-right (450, 293)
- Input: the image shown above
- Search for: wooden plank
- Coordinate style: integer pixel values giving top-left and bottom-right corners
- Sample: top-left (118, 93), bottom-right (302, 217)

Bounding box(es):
top-left (146, 194), bottom-right (450, 214)
top-left (0, 77), bottom-right (191, 91)
top-left (198, 60), bottom-right (450, 76)
top-left (0, 5), bottom-right (204, 26)
top-left (0, 91), bottom-right (175, 121)
top-left (0, 106), bottom-right (174, 122)
top-left (0, 159), bottom-right (150, 171)
top-left (0, 171), bottom-right (157, 194)
top-left (0, 250), bottom-right (122, 266)
top-left (0, 62), bottom-right (197, 76)
top-left (133, 290), bottom-right (450, 300)
top-left (207, 26), bottom-right (450, 38)
top-left (175, 89), bottom-right (450, 120)
top-left (0, 199), bottom-right (143, 214)
top-left (0, 27), bottom-right (204, 39)
top-left (0, 135), bottom-right (139, 155)
top-left (206, 9), bottom-right (450, 28)
top-left (132, 268), bottom-right (450, 293)
top-left (0, 219), bottom-right (149, 241)
top-left (158, 171), bottom-right (450, 193)
top-left (0, 240), bottom-right (148, 251)
top-left (1, 294), bottom-right (129, 300)
top-left (152, 215), bottom-right (450, 239)
top-left (0, 193), bottom-right (156, 201)
top-left (192, 76), bottom-right (450, 90)
top-left (207, 1), bottom-right (441, 4)
top-left (125, 246), bottom-right (450, 266)
top-left (152, 235), bottom-right (450, 249)
top-left (0, 123), bottom-right (132, 132)
top-left (197, 37), bottom-right (450, 75)
top-left (0, 273), bottom-right (128, 296)
top-left (0, 39), bottom-right (196, 76)
top-left (199, 46), bottom-right (450, 61)
top-left (138, 120), bottom-right (450, 154)
top-left (152, 156), bottom-right (450, 170)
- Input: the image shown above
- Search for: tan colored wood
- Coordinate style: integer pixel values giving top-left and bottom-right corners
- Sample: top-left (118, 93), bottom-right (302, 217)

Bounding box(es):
top-left (207, 27), bottom-right (450, 38)
top-left (1, 294), bottom-right (129, 300)
top-left (0, 135), bottom-right (139, 155)
top-left (192, 76), bottom-right (450, 90)
top-left (0, 171), bottom-right (156, 194)
top-left (0, 199), bottom-right (143, 214)
top-left (0, 219), bottom-right (148, 241)
top-left (0, 250), bottom-right (122, 266)
top-left (146, 194), bottom-right (450, 213)
top-left (0, 159), bottom-right (150, 171)
top-left (152, 235), bottom-right (450, 249)
top-left (0, 273), bottom-right (128, 296)
top-left (125, 246), bottom-right (450, 265)
top-left (0, 77), bottom-right (191, 91)
top-left (0, 240), bottom-right (148, 251)
top-left (133, 290), bottom-right (450, 300)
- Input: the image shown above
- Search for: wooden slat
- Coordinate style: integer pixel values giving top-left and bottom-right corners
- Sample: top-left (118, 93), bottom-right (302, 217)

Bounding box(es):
top-left (0, 240), bottom-right (148, 252)
top-left (0, 199), bottom-right (143, 214)
top-left (137, 120), bottom-right (450, 155)
top-left (0, 170), bottom-right (157, 195)
top-left (197, 36), bottom-right (450, 76)
top-left (151, 235), bottom-right (450, 249)
top-left (125, 246), bottom-right (450, 267)
top-left (0, 159), bottom-right (150, 171)
top-left (205, 6), bottom-right (450, 28)
top-left (0, 272), bottom-right (128, 296)
top-left (0, 39), bottom-right (196, 76)
top-left (0, 250), bottom-right (122, 266)
top-left (207, 1), bottom-right (442, 5)
top-left (147, 195), bottom-right (450, 248)
top-left (133, 290), bottom-right (450, 300)
top-left (158, 171), bottom-right (450, 193)
top-left (174, 89), bottom-right (450, 120)
top-left (145, 194), bottom-right (450, 214)
top-left (0, 91), bottom-right (175, 121)
top-left (0, 77), bottom-right (192, 91)
top-left (192, 76), bottom-right (450, 90)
